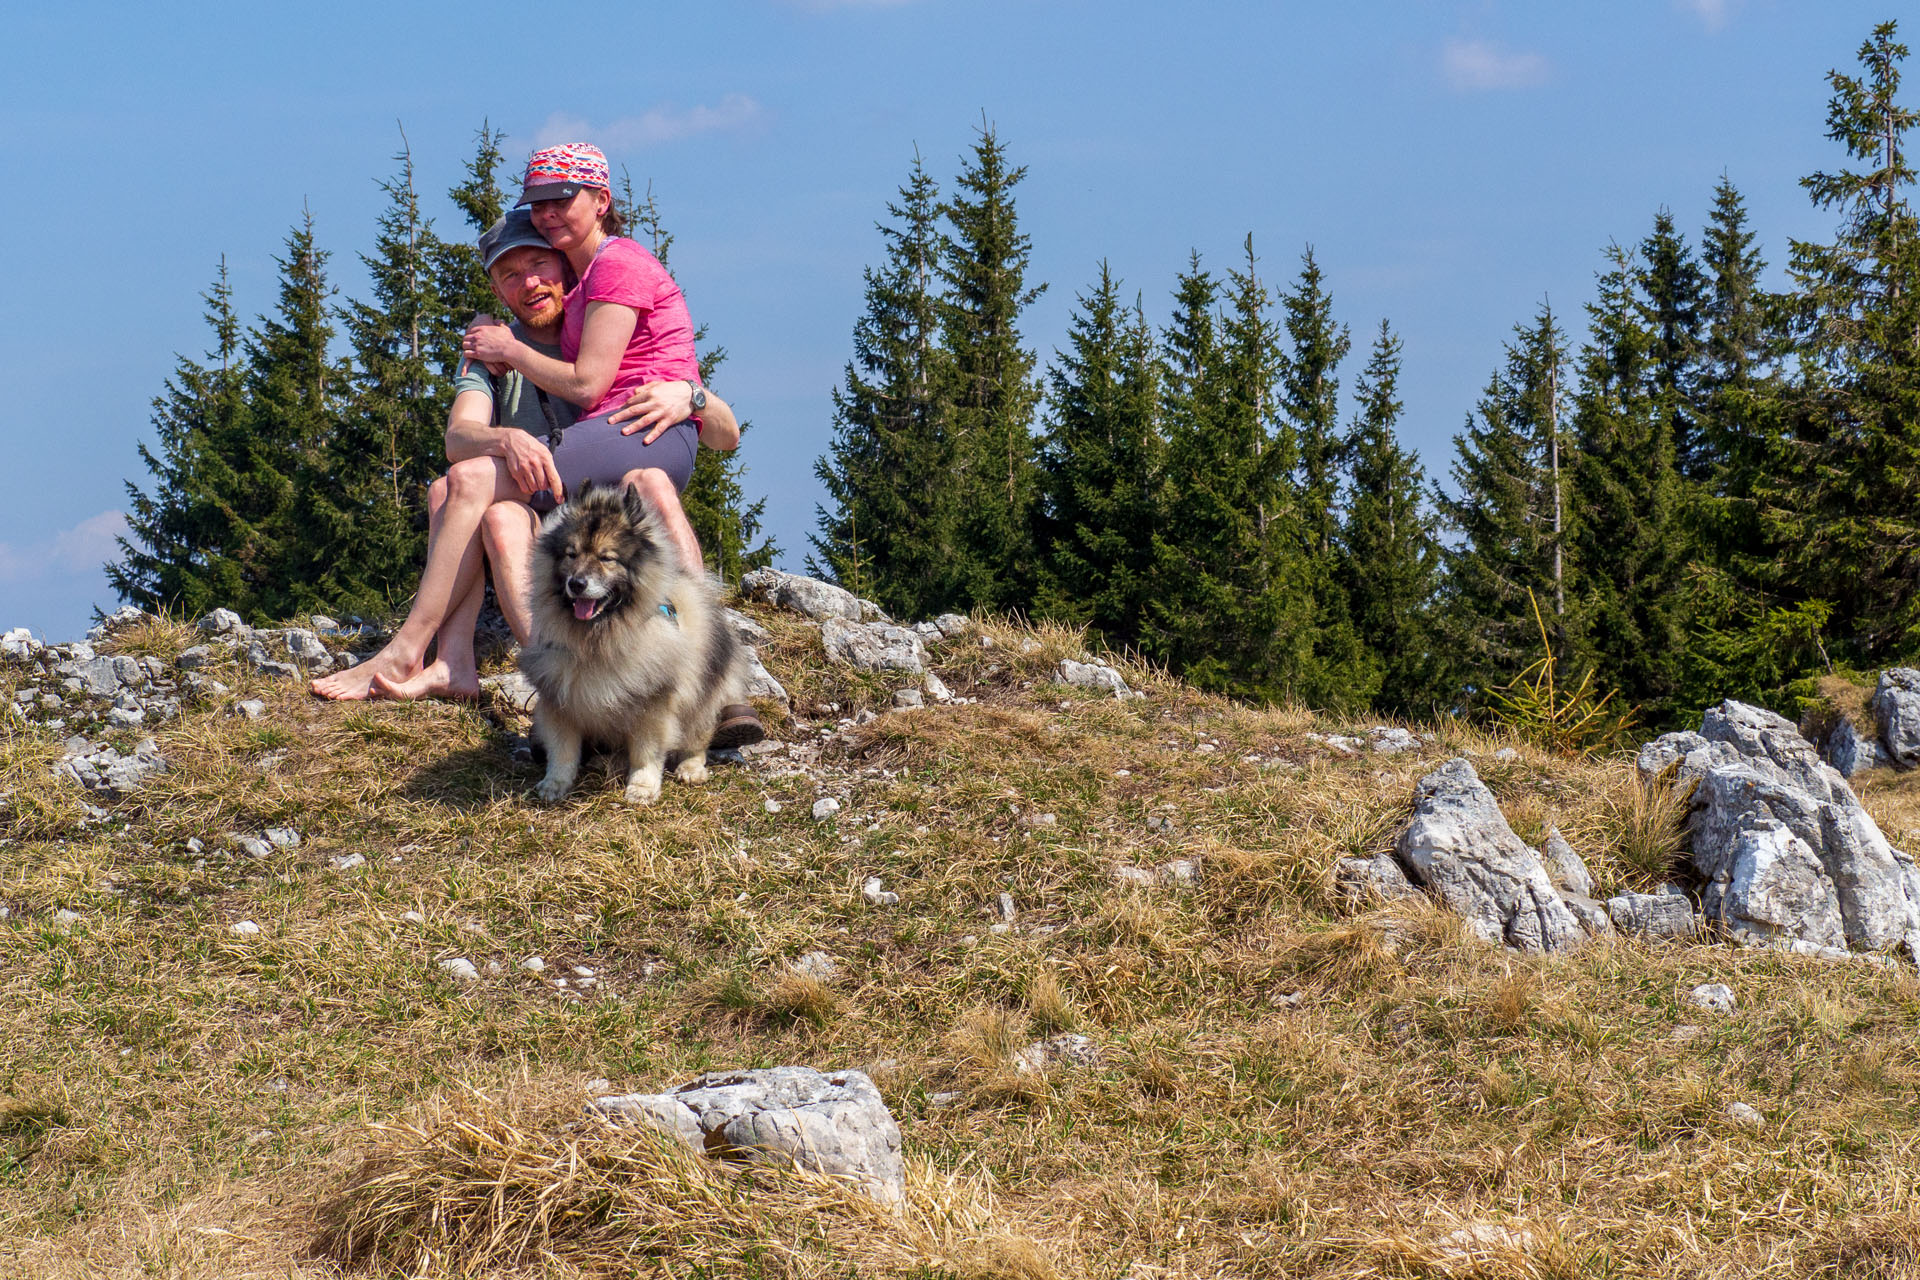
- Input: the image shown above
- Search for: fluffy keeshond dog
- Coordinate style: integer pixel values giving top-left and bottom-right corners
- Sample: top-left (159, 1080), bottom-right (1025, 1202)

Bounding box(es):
top-left (519, 482), bottom-right (746, 805)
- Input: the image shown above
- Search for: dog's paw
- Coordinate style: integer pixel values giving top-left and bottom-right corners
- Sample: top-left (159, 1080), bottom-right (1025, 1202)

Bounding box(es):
top-left (623, 772), bottom-right (663, 805)
top-left (535, 776), bottom-right (573, 804)
top-left (674, 755), bottom-right (709, 785)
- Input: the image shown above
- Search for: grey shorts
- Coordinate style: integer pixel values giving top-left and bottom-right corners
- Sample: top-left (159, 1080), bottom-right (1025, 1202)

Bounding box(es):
top-left (530, 414), bottom-right (698, 511)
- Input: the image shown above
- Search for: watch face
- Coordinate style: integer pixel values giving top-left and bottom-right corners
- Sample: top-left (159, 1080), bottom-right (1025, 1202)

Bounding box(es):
top-left (691, 386), bottom-right (707, 409)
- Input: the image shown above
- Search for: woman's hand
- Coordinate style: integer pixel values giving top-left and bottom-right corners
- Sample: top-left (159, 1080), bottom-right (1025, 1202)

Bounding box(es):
top-left (498, 428), bottom-right (565, 501)
top-left (608, 379), bottom-right (697, 443)
top-left (462, 317), bottom-right (522, 375)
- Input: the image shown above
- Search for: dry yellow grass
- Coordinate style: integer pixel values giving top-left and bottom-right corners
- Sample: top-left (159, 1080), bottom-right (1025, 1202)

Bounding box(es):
top-left (3, 610), bottom-right (1920, 1278)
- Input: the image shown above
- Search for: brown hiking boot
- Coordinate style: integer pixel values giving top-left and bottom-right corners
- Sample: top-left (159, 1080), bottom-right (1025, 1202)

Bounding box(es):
top-left (712, 703), bottom-right (766, 750)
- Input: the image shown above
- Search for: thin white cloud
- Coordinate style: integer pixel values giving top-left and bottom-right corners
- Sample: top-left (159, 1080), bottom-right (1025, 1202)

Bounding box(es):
top-left (1677, 0), bottom-right (1739, 32)
top-left (0, 509), bottom-right (129, 585)
top-left (1441, 37), bottom-right (1551, 92)
top-left (534, 96), bottom-right (766, 153)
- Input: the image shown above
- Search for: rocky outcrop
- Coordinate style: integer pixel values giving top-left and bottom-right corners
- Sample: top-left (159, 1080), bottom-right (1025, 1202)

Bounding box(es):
top-left (591, 1067), bottom-right (904, 1204)
top-left (820, 616), bottom-right (927, 675)
top-left (1396, 758), bottom-right (1584, 953)
top-left (1874, 669), bottom-right (1920, 768)
top-left (1640, 699), bottom-right (1920, 959)
top-left (739, 569), bottom-right (880, 624)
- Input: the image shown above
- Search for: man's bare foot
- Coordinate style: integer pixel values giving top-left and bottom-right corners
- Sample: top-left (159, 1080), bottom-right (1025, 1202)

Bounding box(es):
top-left (312, 648), bottom-right (423, 701)
top-left (369, 658), bottom-right (481, 702)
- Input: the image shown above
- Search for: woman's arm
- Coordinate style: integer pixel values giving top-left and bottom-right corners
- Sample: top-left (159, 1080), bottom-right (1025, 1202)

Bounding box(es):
top-left (462, 299), bottom-right (639, 409)
top-left (608, 382), bottom-right (742, 451)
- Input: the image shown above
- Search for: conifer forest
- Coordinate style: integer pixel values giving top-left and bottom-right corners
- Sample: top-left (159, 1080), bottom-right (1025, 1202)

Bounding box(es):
top-left (118, 22), bottom-right (1920, 731)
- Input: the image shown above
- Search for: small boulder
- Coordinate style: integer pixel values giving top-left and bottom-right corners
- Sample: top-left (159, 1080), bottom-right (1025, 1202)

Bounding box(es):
top-left (1335, 853), bottom-right (1419, 903)
top-left (196, 608), bottom-right (249, 637)
top-left (1397, 758), bottom-right (1582, 952)
top-left (439, 957), bottom-right (480, 983)
top-left (1540, 828), bottom-right (1593, 898)
top-left (592, 1066), bottom-right (904, 1204)
top-left (739, 569), bottom-right (868, 623)
top-left (1687, 982), bottom-right (1736, 1014)
top-left (1057, 659), bottom-right (1137, 699)
top-left (811, 797), bottom-right (841, 821)
top-left (1011, 1033), bottom-right (1105, 1074)
top-left (1875, 668), bottom-right (1920, 767)
top-left (789, 950), bottom-right (840, 982)
top-left (820, 617), bottom-right (926, 674)
top-left (1607, 891), bottom-right (1697, 937)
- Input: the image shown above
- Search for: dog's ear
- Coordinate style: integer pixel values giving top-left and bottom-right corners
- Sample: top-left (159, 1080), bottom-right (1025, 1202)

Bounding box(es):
top-left (576, 478), bottom-right (596, 502)
top-left (622, 483), bottom-right (652, 529)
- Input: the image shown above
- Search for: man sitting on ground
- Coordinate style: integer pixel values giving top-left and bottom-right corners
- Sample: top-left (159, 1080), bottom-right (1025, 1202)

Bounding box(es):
top-left (313, 211), bottom-right (764, 746)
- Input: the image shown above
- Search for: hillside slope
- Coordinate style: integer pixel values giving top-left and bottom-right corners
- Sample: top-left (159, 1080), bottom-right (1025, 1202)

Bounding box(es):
top-left (2, 601), bottom-right (1919, 1279)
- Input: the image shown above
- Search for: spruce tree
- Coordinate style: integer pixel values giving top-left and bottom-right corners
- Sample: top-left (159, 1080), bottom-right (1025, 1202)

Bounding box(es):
top-left (236, 208), bottom-right (348, 621)
top-left (1149, 249), bottom-right (1315, 701)
top-left (811, 155), bottom-right (952, 613)
top-left (1636, 211), bottom-right (1708, 482)
top-left (1277, 246), bottom-right (1372, 707)
top-left (110, 259), bottom-right (256, 616)
top-left (1569, 244), bottom-right (1691, 721)
top-left (1032, 263), bottom-right (1162, 651)
top-left (1340, 321), bottom-right (1441, 713)
top-left (937, 123), bottom-right (1044, 612)
top-left (1768, 19), bottom-right (1920, 657)
top-left (437, 121), bottom-right (509, 327)
top-left (1436, 306), bottom-right (1571, 697)
top-left (320, 138), bottom-right (455, 616)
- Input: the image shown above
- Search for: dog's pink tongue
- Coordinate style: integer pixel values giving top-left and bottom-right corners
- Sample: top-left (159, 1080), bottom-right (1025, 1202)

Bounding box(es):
top-left (573, 599), bottom-right (598, 621)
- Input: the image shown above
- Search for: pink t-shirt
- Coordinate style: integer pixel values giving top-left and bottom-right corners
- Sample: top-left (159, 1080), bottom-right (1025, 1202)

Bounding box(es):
top-left (560, 237), bottom-right (700, 418)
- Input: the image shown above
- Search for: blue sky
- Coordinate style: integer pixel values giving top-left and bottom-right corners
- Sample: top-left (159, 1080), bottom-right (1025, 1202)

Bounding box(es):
top-left (0, 0), bottom-right (1900, 638)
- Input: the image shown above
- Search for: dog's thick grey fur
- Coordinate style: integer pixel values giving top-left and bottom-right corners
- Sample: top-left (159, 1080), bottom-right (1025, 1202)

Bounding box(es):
top-left (518, 482), bottom-right (745, 805)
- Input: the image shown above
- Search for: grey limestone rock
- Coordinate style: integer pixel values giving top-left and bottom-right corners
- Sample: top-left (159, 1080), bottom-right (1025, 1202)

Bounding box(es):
top-left (1561, 892), bottom-right (1615, 936)
top-left (892, 687), bottom-right (924, 709)
top-left (1057, 659), bottom-right (1137, 699)
top-left (790, 950), bottom-right (840, 981)
top-left (479, 671), bottom-right (539, 714)
top-left (934, 613), bottom-right (970, 637)
top-left (1011, 1033), bottom-right (1105, 1075)
top-left (1875, 668), bottom-right (1920, 767)
top-left (723, 607), bottom-right (772, 646)
top-left (740, 569), bottom-right (870, 623)
top-left (88, 605), bottom-right (152, 639)
top-left (1540, 828), bottom-right (1593, 897)
top-left (1688, 982), bottom-right (1736, 1014)
top-left (244, 641), bottom-right (299, 680)
top-left (592, 1066), bottom-right (905, 1204)
top-left (1396, 758), bottom-right (1583, 952)
top-left (1642, 699), bottom-right (1920, 957)
top-left (1370, 726), bottom-right (1419, 754)
top-left (820, 617), bottom-right (925, 674)
top-left (281, 628), bottom-right (335, 672)
top-left (1827, 718), bottom-right (1890, 777)
top-left (196, 608), bottom-right (249, 637)
top-left (1, 627), bottom-right (39, 661)
top-left (1606, 891), bottom-right (1698, 937)
top-left (1335, 853), bottom-right (1419, 903)
top-left (741, 647), bottom-right (789, 706)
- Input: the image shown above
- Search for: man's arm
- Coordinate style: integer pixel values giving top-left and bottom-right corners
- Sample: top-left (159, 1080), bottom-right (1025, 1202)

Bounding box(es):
top-left (607, 381), bottom-right (742, 452)
top-left (445, 387), bottom-right (565, 498)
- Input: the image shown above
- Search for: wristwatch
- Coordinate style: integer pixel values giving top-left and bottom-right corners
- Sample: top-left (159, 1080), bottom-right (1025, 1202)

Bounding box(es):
top-left (685, 379), bottom-right (707, 411)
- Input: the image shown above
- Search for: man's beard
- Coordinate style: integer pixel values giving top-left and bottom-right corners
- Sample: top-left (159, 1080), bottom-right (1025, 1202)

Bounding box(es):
top-left (512, 285), bottom-right (566, 332)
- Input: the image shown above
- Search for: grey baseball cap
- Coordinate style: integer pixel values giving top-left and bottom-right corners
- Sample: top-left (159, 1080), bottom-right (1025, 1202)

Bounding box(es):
top-left (476, 208), bottom-right (553, 271)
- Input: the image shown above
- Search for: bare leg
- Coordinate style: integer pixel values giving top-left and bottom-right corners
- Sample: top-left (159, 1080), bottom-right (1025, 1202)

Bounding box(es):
top-left (313, 456), bottom-right (524, 700)
top-left (479, 500), bottom-right (543, 646)
top-left (620, 466), bottom-right (704, 577)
